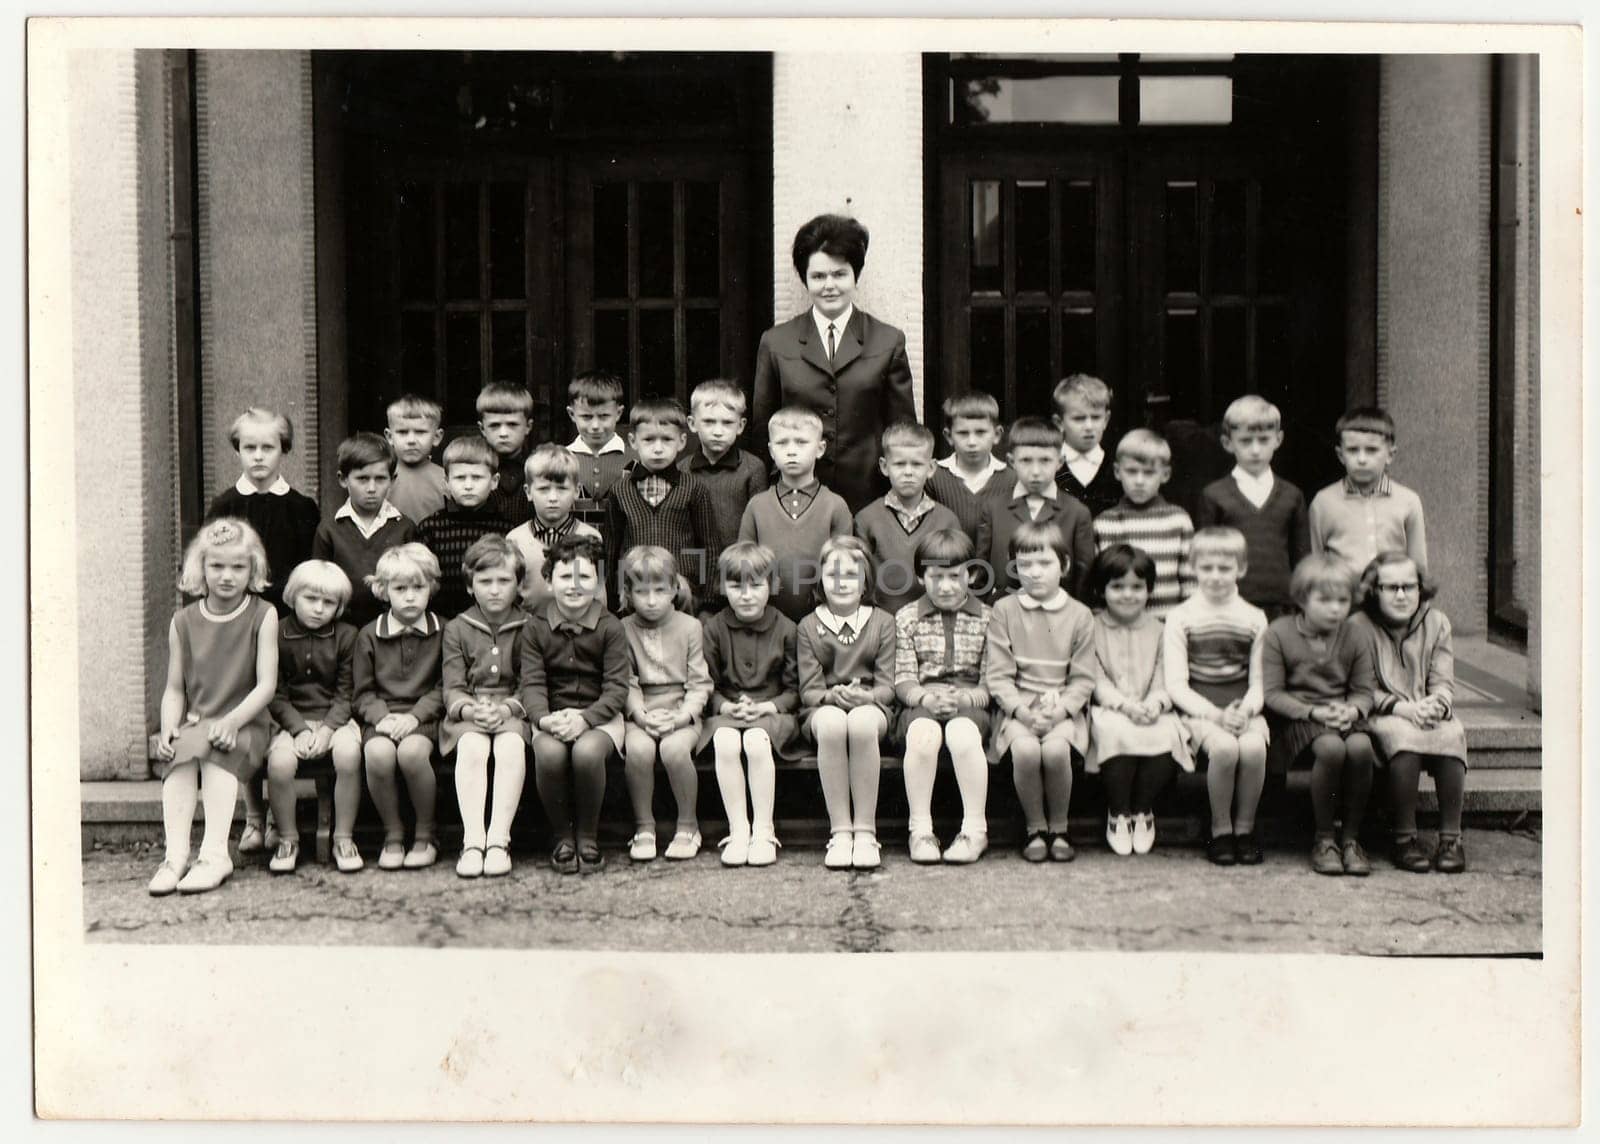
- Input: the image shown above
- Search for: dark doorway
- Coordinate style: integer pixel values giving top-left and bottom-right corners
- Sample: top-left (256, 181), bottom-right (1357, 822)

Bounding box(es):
top-left (321, 51), bottom-right (773, 445)
top-left (926, 54), bottom-right (1375, 507)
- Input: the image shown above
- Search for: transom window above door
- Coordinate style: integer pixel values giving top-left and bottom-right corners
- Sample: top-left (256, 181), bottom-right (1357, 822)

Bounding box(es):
top-left (949, 54), bottom-right (1236, 128)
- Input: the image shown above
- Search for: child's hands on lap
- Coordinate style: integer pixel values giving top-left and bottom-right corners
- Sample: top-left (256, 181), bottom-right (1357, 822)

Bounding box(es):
top-left (388, 713), bottom-right (420, 740)
top-left (642, 708), bottom-right (677, 737)
top-left (307, 724), bottom-right (335, 758)
top-left (154, 727), bottom-right (177, 762)
top-left (207, 716), bottom-right (240, 751)
top-left (1218, 702), bottom-right (1248, 735)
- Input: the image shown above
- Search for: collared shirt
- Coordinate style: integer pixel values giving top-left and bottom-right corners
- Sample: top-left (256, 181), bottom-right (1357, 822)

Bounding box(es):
top-left (1342, 473), bottom-right (1391, 498)
top-left (379, 611), bottom-right (438, 638)
top-left (777, 478), bottom-right (820, 520)
top-left (1060, 445), bottom-right (1106, 491)
top-left (568, 434), bottom-right (628, 457)
top-left (1018, 589), bottom-right (1071, 612)
top-left (335, 498), bottom-right (405, 541)
top-left (235, 474), bottom-right (292, 496)
top-left (1309, 472), bottom-right (1426, 577)
top-left (814, 604), bottom-right (873, 644)
top-left (1011, 479), bottom-right (1058, 520)
top-left (937, 453), bottom-right (1009, 497)
top-left (1231, 466), bottom-right (1276, 510)
top-left (545, 597), bottom-right (604, 635)
top-left (812, 304), bottom-right (855, 359)
top-left (635, 469), bottom-right (673, 508)
top-left (685, 444), bottom-right (745, 473)
top-left (885, 492), bottom-right (936, 532)
top-left (531, 515), bottom-right (577, 550)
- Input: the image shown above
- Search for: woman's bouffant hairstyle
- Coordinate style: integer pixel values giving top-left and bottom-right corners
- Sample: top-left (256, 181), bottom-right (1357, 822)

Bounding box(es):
top-left (791, 213), bottom-right (869, 280)
top-left (368, 543), bottom-right (441, 600)
top-left (542, 532), bottom-right (607, 586)
top-left (461, 534), bottom-right (526, 586)
top-left (1288, 553), bottom-right (1357, 607)
top-left (618, 545), bottom-right (694, 614)
top-left (814, 535), bottom-right (875, 604)
top-left (1356, 551), bottom-right (1438, 620)
top-left (178, 517), bottom-right (271, 598)
top-left (1084, 543), bottom-right (1157, 609)
top-left (282, 560), bottom-right (353, 617)
top-left (717, 541), bottom-right (778, 590)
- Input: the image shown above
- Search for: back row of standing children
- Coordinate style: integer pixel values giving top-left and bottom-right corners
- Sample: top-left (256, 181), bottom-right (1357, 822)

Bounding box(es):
top-left (149, 370), bottom-right (1465, 895)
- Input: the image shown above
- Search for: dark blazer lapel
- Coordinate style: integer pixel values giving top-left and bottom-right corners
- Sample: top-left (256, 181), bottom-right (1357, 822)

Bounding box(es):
top-left (830, 310), bottom-right (866, 375)
top-left (794, 313), bottom-right (836, 378)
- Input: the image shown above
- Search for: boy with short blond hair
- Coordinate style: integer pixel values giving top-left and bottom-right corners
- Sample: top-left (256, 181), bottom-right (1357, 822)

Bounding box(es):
top-left (1052, 374), bottom-right (1122, 517)
top-left (853, 421), bottom-right (965, 615)
top-left (738, 405), bottom-right (854, 622)
top-left (682, 378), bottom-right (769, 597)
top-left (506, 444), bottom-right (601, 612)
top-left (1092, 428), bottom-right (1196, 617)
top-left (1309, 406), bottom-right (1428, 576)
top-left (1195, 395), bottom-right (1310, 618)
top-left (477, 381), bottom-right (536, 526)
top-left (383, 394), bottom-right (449, 524)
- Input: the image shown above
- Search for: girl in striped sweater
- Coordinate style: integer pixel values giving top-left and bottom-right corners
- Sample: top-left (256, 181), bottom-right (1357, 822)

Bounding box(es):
top-left (1163, 527), bottom-right (1270, 866)
top-left (1093, 428), bottom-right (1196, 617)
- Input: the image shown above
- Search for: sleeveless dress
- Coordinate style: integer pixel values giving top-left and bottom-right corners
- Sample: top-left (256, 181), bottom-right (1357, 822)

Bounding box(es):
top-left (163, 596), bottom-right (274, 780)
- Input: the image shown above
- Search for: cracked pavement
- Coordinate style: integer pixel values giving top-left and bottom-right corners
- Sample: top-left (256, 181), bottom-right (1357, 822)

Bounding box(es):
top-left (82, 827), bottom-right (1540, 955)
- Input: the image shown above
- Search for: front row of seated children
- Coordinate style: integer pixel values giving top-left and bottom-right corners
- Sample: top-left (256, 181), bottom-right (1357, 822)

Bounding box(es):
top-left (151, 509), bottom-right (1470, 896)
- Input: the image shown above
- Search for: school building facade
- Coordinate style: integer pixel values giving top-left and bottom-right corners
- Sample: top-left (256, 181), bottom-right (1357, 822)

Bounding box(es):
top-left (66, 50), bottom-right (1541, 780)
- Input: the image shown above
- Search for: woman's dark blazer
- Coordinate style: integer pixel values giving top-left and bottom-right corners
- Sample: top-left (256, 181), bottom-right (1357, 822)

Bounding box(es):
top-left (751, 308), bottom-right (916, 513)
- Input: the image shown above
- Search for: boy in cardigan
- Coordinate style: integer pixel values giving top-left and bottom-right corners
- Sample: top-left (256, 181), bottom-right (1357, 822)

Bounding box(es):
top-left (383, 394), bottom-right (448, 525)
top-left (506, 444), bottom-right (601, 612)
top-left (478, 381), bottom-right (536, 526)
top-left (1093, 428), bottom-right (1196, 618)
top-left (978, 416), bottom-right (1095, 603)
top-left (935, 391), bottom-right (1014, 500)
top-left (312, 432), bottom-right (420, 630)
top-left (603, 396), bottom-right (721, 609)
top-left (1195, 395), bottom-right (1310, 619)
top-left (681, 378), bottom-right (769, 608)
top-left (1309, 406), bottom-right (1428, 577)
top-left (567, 370), bottom-right (635, 537)
top-left (854, 421), bottom-right (964, 615)
top-left (417, 435), bottom-right (515, 619)
top-left (738, 405), bottom-right (854, 623)
top-left (1053, 374), bottom-right (1123, 517)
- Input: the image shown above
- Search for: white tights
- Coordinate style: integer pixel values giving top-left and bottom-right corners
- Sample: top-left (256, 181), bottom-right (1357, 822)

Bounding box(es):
top-left (712, 727), bottom-right (777, 839)
top-left (902, 716), bottom-right (988, 837)
top-left (453, 731), bottom-right (528, 849)
top-left (161, 760), bottom-right (240, 866)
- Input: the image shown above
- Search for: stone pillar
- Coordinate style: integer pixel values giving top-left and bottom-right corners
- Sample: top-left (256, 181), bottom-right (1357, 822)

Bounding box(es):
top-left (1376, 56), bottom-right (1492, 635)
top-left (770, 52), bottom-right (925, 417)
top-left (195, 51), bottom-right (320, 498)
top-left (67, 50), bottom-right (175, 779)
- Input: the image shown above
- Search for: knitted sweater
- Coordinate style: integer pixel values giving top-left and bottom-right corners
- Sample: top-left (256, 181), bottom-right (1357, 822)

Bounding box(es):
top-left (604, 465), bottom-right (721, 603)
top-left (1261, 615), bottom-right (1376, 720)
top-left (1162, 592), bottom-right (1268, 713)
top-left (312, 511), bottom-right (421, 630)
top-left (680, 445), bottom-right (770, 578)
top-left (1308, 474), bottom-right (1428, 577)
top-left (924, 468), bottom-right (993, 559)
top-left (204, 485), bottom-right (322, 614)
top-left (1092, 496), bottom-right (1196, 617)
top-left (1195, 474), bottom-right (1310, 614)
top-left (737, 483), bottom-right (855, 622)
top-left (1055, 453), bottom-right (1124, 517)
top-left (853, 496), bottom-right (964, 615)
top-left (417, 503), bottom-right (515, 620)
top-left (388, 462), bottom-right (449, 527)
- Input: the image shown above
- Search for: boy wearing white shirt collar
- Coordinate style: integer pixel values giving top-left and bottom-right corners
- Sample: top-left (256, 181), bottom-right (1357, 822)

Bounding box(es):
top-left (1194, 395), bottom-right (1310, 620)
top-left (1051, 374), bottom-right (1122, 517)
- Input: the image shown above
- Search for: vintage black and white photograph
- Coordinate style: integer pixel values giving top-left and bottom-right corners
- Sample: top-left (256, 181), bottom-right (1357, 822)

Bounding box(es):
top-left (27, 14), bottom-right (1582, 1127)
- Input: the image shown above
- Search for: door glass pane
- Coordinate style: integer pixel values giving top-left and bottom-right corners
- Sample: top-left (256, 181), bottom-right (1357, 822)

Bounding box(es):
top-left (400, 310), bottom-right (436, 394)
top-left (445, 312), bottom-right (482, 423)
top-left (1015, 181), bottom-right (1051, 293)
top-left (1211, 306), bottom-right (1247, 413)
top-left (684, 181), bottom-right (720, 299)
top-left (1061, 308), bottom-right (1097, 376)
top-left (1164, 182), bottom-right (1200, 293)
top-left (1163, 309), bottom-right (1200, 421)
top-left (1210, 180), bottom-right (1247, 295)
top-left (970, 180), bottom-right (1003, 293)
top-left (1256, 305), bottom-right (1290, 406)
top-left (397, 182), bottom-right (434, 301)
top-left (593, 183), bottom-right (629, 300)
top-left (1016, 309), bottom-right (1052, 416)
top-left (638, 307), bottom-right (676, 394)
top-left (685, 307), bottom-right (720, 388)
top-left (491, 310), bottom-right (527, 388)
top-left (969, 309), bottom-right (1006, 408)
top-left (953, 76), bottom-right (1120, 125)
top-left (1060, 180), bottom-right (1096, 292)
top-left (638, 181), bottom-right (675, 298)
top-left (1258, 178), bottom-right (1292, 295)
top-left (444, 183), bottom-right (480, 299)
top-left (1139, 77), bottom-right (1233, 125)
top-left (488, 182), bottom-right (526, 300)
top-left (593, 308), bottom-right (630, 382)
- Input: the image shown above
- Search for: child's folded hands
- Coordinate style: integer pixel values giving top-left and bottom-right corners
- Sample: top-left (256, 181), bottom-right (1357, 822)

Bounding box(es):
top-left (207, 716), bottom-right (240, 751)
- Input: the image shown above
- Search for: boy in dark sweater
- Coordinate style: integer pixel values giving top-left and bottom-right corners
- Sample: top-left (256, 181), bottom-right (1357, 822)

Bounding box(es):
top-left (1194, 395), bottom-right (1310, 620)
top-left (935, 390), bottom-right (1015, 501)
top-left (478, 381), bottom-right (536, 527)
top-left (417, 434), bottom-right (514, 620)
top-left (204, 407), bottom-right (321, 616)
top-left (603, 396), bottom-right (720, 609)
top-left (312, 432), bottom-right (419, 633)
top-left (853, 421), bottom-right (964, 615)
top-left (1052, 374), bottom-right (1123, 517)
top-left (681, 378), bottom-right (769, 610)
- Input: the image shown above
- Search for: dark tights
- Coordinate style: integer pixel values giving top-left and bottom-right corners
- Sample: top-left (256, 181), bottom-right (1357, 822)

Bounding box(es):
top-left (1388, 751), bottom-right (1467, 838)
top-left (532, 729), bottom-right (613, 846)
top-left (1307, 732), bottom-right (1377, 837)
top-left (1100, 754), bottom-right (1177, 817)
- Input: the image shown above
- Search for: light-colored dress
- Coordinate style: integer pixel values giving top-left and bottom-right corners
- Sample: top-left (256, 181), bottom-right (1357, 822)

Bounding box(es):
top-left (1349, 607), bottom-right (1469, 765)
top-left (984, 590), bottom-right (1096, 762)
top-left (1086, 611), bottom-right (1193, 773)
top-left (622, 611), bottom-right (713, 737)
top-left (165, 596), bottom-right (275, 780)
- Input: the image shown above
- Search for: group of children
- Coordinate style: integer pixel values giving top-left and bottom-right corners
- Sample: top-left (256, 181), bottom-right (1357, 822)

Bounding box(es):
top-left (148, 369), bottom-right (1470, 896)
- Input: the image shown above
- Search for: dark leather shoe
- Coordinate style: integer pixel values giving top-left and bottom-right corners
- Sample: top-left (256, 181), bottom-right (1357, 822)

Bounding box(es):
top-left (1234, 832), bottom-right (1263, 865)
top-left (1207, 834), bottom-right (1237, 866)
top-left (1391, 835), bottom-right (1432, 873)
top-left (1432, 834), bottom-right (1467, 873)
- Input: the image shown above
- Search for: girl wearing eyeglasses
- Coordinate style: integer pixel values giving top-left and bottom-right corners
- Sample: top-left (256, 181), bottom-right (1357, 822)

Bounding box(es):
top-left (1351, 552), bottom-right (1469, 874)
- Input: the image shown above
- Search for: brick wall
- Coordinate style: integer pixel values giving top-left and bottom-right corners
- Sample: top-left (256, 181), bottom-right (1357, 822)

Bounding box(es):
top-left (770, 52), bottom-right (925, 418)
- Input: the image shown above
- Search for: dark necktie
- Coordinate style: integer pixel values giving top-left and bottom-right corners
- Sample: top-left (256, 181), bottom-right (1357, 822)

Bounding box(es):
top-left (827, 322), bottom-right (837, 362)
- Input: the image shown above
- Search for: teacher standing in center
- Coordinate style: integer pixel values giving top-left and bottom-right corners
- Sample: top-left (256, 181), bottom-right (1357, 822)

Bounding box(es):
top-left (752, 213), bottom-right (916, 514)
